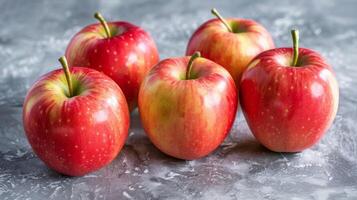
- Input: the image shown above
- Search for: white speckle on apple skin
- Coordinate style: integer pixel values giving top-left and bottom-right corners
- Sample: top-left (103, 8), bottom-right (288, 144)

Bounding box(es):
top-left (311, 82), bottom-right (324, 98)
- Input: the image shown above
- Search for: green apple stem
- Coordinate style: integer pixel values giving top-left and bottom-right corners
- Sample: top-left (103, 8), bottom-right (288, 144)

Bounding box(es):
top-left (58, 56), bottom-right (73, 97)
top-left (94, 12), bottom-right (111, 38)
top-left (186, 51), bottom-right (201, 80)
top-left (291, 29), bottom-right (299, 66)
top-left (211, 8), bottom-right (232, 32)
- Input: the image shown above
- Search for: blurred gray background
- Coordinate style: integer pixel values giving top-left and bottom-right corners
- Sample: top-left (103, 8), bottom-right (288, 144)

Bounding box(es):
top-left (0, 0), bottom-right (356, 199)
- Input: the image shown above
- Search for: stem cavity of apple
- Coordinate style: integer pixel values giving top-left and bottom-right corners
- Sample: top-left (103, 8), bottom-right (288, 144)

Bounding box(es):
top-left (58, 56), bottom-right (74, 97)
top-left (186, 51), bottom-right (201, 80)
top-left (211, 8), bottom-right (233, 32)
top-left (94, 12), bottom-right (112, 38)
top-left (291, 29), bottom-right (299, 66)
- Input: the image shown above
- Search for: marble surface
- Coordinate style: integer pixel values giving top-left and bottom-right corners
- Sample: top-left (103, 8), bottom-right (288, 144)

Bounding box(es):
top-left (0, 0), bottom-right (357, 199)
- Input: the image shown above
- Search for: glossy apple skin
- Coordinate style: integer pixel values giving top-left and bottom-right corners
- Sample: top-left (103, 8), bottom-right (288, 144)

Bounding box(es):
top-left (65, 21), bottom-right (159, 111)
top-left (138, 57), bottom-right (238, 160)
top-left (186, 18), bottom-right (274, 84)
top-left (23, 67), bottom-right (129, 176)
top-left (240, 48), bottom-right (339, 152)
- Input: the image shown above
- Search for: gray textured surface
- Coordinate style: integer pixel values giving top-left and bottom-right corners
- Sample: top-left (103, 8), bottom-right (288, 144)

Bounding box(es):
top-left (1, 0), bottom-right (357, 199)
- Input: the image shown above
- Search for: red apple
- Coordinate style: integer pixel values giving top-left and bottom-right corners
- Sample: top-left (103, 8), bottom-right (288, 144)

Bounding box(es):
top-left (23, 57), bottom-right (129, 176)
top-left (186, 9), bottom-right (275, 84)
top-left (138, 52), bottom-right (238, 160)
top-left (65, 12), bottom-right (159, 111)
top-left (240, 30), bottom-right (339, 152)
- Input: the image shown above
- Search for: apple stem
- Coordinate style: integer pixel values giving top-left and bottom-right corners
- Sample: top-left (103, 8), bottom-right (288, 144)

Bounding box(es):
top-left (94, 12), bottom-right (111, 38)
top-left (211, 8), bottom-right (233, 32)
top-left (58, 56), bottom-right (73, 97)
top-left (291, 29), bottom-right (299, 66)
top-left (186, 51), bottom-right (201, 80)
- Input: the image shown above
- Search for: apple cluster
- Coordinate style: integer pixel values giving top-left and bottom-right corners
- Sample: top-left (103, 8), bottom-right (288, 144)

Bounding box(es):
top-left (23, 10), bottom-right (339, 176)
